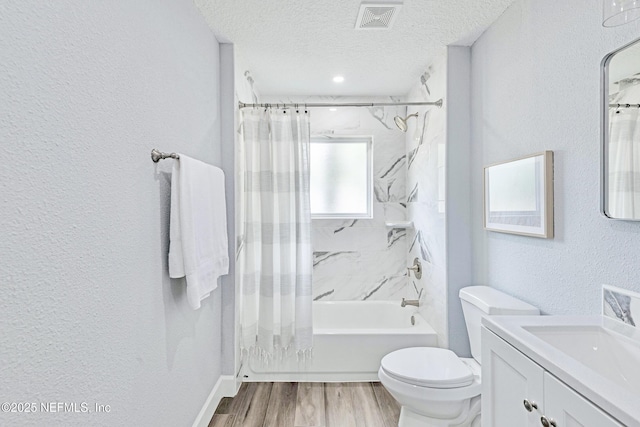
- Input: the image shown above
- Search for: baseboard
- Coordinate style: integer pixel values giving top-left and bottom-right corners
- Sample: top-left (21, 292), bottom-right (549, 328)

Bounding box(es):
top-left (241, 370), bottom-right (380, 383)
top-left (192, 375), bottom-right (239, 427)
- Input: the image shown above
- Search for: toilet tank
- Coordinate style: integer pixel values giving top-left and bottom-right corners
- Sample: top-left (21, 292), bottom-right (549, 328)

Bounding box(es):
top-left (459, 286), bottom-right (539, 364)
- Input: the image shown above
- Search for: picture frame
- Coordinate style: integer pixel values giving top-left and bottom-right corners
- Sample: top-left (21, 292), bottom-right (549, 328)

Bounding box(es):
top-left (483, 151), bottom-right (554, 238)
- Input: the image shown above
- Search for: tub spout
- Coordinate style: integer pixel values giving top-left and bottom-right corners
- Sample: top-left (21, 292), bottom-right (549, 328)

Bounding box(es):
top-left (401, 298), bottom-right (420, 307)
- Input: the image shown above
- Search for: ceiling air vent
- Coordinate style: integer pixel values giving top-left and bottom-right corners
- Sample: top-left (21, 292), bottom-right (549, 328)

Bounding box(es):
top-left (355, 2), bottom-right (402, 30)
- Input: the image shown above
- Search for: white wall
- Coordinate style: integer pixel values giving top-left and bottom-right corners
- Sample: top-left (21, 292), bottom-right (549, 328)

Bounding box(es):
top-left (220, 44), bottom-right (237, 378)
top-left (470, 0), bottom-right (640, 314)
top-left (445, 46), bottom-right (472, 356)
top-left (0, 1), bottom-right (228, 425)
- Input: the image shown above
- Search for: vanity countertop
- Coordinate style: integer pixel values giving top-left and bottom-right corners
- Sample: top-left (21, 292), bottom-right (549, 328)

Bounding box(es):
top-left (482, 315), bottom-right (640, 427)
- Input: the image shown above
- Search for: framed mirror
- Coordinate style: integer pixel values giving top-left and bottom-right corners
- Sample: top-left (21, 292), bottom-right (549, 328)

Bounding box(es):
top-left (602, 37), bottom-right (640, 220)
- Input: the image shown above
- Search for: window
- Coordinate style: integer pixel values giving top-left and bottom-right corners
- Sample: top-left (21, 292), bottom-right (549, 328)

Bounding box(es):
top-left (310, 136), bottom-right (372, 218)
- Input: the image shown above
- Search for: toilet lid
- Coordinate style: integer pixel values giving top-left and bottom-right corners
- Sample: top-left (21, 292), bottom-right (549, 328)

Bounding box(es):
top-left (380, 347), bottom-right (474, 389)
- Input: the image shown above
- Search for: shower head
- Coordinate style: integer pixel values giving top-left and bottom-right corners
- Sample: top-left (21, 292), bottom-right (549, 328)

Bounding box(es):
top-left (394, 112), bottom-right (419, 132)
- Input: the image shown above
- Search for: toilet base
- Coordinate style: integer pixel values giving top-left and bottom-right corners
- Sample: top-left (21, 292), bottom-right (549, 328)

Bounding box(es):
top-left (397, 397), bottom-right (481, 427)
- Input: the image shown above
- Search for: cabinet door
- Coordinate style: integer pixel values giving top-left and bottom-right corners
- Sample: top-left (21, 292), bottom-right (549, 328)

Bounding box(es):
top-left (482, 327), bottom-right (545, 427)
top-left (543, 373), bottom-right (623, 427)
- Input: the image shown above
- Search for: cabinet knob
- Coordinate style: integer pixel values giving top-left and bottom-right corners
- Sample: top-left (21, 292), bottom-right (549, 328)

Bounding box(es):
top-left (540, 415), bottom-right (557, 427)
top-left (523, 399), bottom-right (538, 412)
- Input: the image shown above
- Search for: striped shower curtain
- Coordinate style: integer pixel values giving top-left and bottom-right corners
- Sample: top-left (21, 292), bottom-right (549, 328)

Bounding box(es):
top-left (237, 108), bottom-right (313, 360)
top-left (609, 82), bottom-right (640, 219)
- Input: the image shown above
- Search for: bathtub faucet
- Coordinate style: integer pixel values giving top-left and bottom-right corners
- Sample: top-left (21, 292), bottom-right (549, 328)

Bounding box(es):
top-left (407, 257), bottom-right (422, 279)
top-left (401, 288), bottom-right (423, 307)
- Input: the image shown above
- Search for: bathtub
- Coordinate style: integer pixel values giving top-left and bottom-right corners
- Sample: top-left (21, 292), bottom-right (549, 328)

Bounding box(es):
top-left (243, 301), bottom-right (438, 382)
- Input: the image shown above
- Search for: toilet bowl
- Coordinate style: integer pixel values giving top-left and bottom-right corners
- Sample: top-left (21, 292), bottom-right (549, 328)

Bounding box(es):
top-left (378, 286), bottom-right (540, 427)
top-left (379, 347), bottom-right (481, 427)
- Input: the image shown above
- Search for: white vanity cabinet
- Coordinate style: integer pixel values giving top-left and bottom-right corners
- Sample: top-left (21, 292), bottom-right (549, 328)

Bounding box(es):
top-left (482, 327), bottom-right (623, 427)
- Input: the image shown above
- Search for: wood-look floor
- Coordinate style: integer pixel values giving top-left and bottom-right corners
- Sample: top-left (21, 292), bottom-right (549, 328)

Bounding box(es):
top-left (208, 382), bottom-right (400, 427)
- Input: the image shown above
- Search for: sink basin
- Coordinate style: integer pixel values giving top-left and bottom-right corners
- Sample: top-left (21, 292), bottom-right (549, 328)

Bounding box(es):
top-left (524, 325), bottom-right (640, 393)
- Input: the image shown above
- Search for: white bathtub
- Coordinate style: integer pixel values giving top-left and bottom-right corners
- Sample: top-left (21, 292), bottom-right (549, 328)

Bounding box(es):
top-left (244, 301), bottom-right (438, 382)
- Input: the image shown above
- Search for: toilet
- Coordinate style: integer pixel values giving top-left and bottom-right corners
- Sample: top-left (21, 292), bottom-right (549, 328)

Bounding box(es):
top-left (378, 286), bottom-right (539, 427)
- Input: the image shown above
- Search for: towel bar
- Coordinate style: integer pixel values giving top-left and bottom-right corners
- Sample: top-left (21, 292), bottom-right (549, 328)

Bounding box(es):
top-left (151, 149), bottom-right (180, 163)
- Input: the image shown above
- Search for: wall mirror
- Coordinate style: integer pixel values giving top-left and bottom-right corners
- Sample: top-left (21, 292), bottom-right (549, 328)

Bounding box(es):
top-left (602, 37), bottom-right (640, 220)
top-left (484, 151), bottom-right (554, 238)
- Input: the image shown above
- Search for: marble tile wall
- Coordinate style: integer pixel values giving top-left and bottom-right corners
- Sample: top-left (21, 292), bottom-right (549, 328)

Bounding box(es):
top-left (603, 285), bottom-right (639, 328)
top-left (237, 69), bottom-right (260, 104)
top-left (402, 57), bottom-right (448, 347)
top-left (602, 285), bottom-right (640, 343)
top-left (262, 95), bottom-right (414, 301)
top-left (235, 70), bottom-right (258, 275)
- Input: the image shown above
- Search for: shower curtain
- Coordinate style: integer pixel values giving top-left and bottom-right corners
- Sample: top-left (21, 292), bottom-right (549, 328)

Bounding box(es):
top-left (238, 108), bottom-right (313, 360)
top-left (609, 82), bottom-right (640, 218)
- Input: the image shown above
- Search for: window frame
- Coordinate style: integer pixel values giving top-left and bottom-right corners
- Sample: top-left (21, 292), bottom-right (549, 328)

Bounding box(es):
top-left (309, 135), bottom-right (374, 220)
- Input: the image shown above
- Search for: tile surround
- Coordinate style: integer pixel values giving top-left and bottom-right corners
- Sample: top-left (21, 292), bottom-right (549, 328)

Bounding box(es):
top-left (403, 57), bottom-right (448, 347)
top-left (257, 62), bottom-right (448, 345)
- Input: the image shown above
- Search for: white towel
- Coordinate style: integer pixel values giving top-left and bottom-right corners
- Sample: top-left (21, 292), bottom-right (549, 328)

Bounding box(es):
top-left (168, 154), bottom-right (229, 309)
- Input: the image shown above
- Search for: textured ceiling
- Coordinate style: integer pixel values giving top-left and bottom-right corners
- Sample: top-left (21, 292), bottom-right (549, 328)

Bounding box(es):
top-left (195, 0), bottom-right (514, 96)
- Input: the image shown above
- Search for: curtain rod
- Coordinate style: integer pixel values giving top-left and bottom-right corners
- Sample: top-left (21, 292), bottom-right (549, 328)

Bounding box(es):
top-left (238, 99), bottom-right (443, 109)
top-left (609, 103), bottom-right (640, 109)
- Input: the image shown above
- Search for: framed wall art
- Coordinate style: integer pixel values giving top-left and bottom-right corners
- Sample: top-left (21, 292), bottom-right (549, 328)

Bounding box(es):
top-left (484, 151), bottom-right (554, 238)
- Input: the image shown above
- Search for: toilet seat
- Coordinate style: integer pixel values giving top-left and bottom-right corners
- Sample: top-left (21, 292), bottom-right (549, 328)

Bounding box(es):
top-left (380, 347), bottom-right (474, 388)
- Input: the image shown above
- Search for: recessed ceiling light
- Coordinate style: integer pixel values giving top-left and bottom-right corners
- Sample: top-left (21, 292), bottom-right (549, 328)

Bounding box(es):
top-left (333, 75), bottom-right (345, 83)
top-left (329, 108), bottom-right (338, 112)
